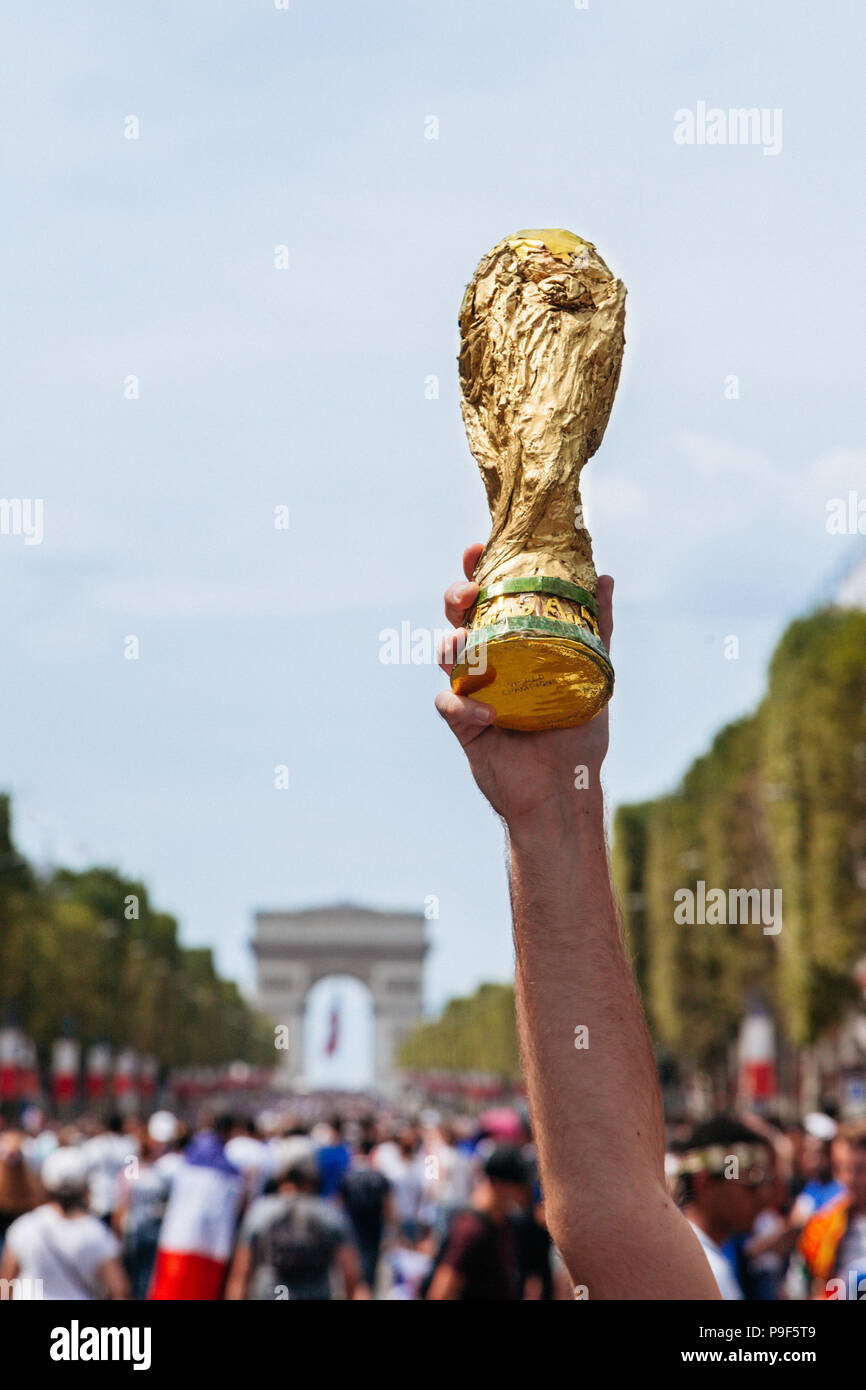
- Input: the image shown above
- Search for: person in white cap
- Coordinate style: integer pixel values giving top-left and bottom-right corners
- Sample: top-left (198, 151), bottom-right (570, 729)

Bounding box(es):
top-left (0, 1147), bottom-right (129, 1300)
top-left (149, 1111), bottom-right (186, 1185)
top-left (148, 1110), bottom-right (179, 1147)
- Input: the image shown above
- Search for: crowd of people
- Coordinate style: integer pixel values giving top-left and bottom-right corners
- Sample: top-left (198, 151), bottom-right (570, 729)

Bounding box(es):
top-left (0, 1095), bottom-right (864, 1300)
top-left (669, 1109), bottom-right (866, 1300)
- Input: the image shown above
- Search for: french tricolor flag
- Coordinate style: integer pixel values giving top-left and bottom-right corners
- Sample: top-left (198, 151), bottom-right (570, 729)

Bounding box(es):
top-left (324, 1000), bottom-right (340, 1058)
top-left (148, 1134), bottom-right (243, 1300)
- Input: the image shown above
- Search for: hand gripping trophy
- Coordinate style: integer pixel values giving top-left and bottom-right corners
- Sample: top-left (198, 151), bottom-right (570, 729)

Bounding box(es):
top-left (450, 229), bottom-right (626, 731)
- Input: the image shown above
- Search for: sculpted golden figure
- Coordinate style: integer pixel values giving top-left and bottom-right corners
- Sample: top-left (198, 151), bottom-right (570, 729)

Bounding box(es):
top-left (450, 229), bottom-right (626, 730)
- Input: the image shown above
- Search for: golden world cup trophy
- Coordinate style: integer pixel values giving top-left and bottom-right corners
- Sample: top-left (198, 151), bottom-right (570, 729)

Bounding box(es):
top-left (450, 228), bottom-right (627, 731)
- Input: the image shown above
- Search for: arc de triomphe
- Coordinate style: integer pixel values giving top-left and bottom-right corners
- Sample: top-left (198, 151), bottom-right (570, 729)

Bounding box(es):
top-left (252, 905), bottom-right (429, 1092)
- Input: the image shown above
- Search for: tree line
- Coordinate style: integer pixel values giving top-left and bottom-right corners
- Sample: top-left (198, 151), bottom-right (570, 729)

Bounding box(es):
top-left (614, 604), bottom-right (866, 1079)
top-left (0, 795), bottom-right (274, 1069)
top-left (399, 605), bottom-right (866, 1084)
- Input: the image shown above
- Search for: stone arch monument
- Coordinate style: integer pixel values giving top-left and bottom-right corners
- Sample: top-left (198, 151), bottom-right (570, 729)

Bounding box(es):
top-left (252, 905), bottom-right (428, 1092)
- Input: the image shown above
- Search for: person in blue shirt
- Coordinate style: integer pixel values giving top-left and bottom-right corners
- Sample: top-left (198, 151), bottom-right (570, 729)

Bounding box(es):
top-left (792, 1130), bottom-right (845, 1222)
top-left (315, 1116), bottom-right (352, 1200)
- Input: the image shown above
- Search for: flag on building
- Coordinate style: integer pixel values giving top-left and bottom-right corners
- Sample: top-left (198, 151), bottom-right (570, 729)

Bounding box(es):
top-left (738, 1009), bottom-right (777, 1104)
top-left (113, 1048), bottom-right (139, 1109)
top-left (324, 999), bottom-right (340, 1058)
top-left (51, 1038), bottom-right (80, 1107)
top-left (0, 1027), bottom-right (22, 1100)
top-left (85, 1043), bottom-right (112, 1102)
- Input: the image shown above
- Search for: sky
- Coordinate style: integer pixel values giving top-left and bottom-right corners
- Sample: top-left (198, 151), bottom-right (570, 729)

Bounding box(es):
top-left (1, 1), bottom-right (864, 1075)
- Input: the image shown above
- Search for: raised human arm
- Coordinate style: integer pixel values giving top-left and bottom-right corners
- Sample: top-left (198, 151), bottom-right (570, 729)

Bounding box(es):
top-left (435, 545), bottom-right (720, 1300)
top-left (506, 780), bottom-right (718, 1297)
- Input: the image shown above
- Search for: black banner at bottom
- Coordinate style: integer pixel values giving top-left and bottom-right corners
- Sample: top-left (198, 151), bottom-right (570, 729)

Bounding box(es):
top-left (1, 1297), bottom-right (859, 1375)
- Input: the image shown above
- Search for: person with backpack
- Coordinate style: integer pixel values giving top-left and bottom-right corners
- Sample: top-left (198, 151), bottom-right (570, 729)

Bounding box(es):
top-left (225, 1152), bottom-right (369, 1301)
top-left (424, 1145), bottom-right (532, 1300)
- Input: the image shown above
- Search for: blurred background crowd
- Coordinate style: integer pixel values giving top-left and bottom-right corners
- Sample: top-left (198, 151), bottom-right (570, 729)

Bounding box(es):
top-left (1, 1093), bottom-right (864, 1300)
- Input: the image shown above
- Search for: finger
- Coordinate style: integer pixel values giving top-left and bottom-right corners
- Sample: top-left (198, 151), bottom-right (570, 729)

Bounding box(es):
top-left (436, 627), bottom-right (467, 676)
top-left (434, 688), bottom-right (495, 747)
top-left (438, 630), bottom-right (497, 698)
top-left (444, 578), bottom-right (479, 629)
top-left (462, 543), bottom-right (484, 582)
top-left (596, 574), bottom-right (614, 652)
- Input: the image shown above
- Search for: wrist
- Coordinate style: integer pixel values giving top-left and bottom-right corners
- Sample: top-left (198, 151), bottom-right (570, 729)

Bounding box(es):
top-left (505, 778), bottom-right (606, 852)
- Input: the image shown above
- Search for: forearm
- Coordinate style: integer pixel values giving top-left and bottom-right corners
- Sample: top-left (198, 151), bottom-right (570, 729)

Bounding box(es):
top-left (508, 784), bottom-right (665, 1252)
top-left (224, 1247), bottom-right (250, 1301)
top-left (508, 784), bottom-right (721, 1298)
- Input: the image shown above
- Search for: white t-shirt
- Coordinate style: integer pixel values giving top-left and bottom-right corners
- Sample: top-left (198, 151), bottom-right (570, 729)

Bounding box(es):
top-left (225, 1136), bottom-right (272, 1199)
top-left (84, 1132), bottom-right (137, 1217)
top-left (373, 1147), bottom-right (424, 1225)
top-left (6, 1203), bottom-right (122, 1300)
top-left (688, 1220), bottom-right (743, 1300)
top-left (154, 1150), bottom-right (184, 1185)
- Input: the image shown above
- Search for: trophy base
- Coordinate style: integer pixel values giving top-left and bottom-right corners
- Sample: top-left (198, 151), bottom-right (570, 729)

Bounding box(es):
top-left (449, 577), bottom-right (613, 732)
